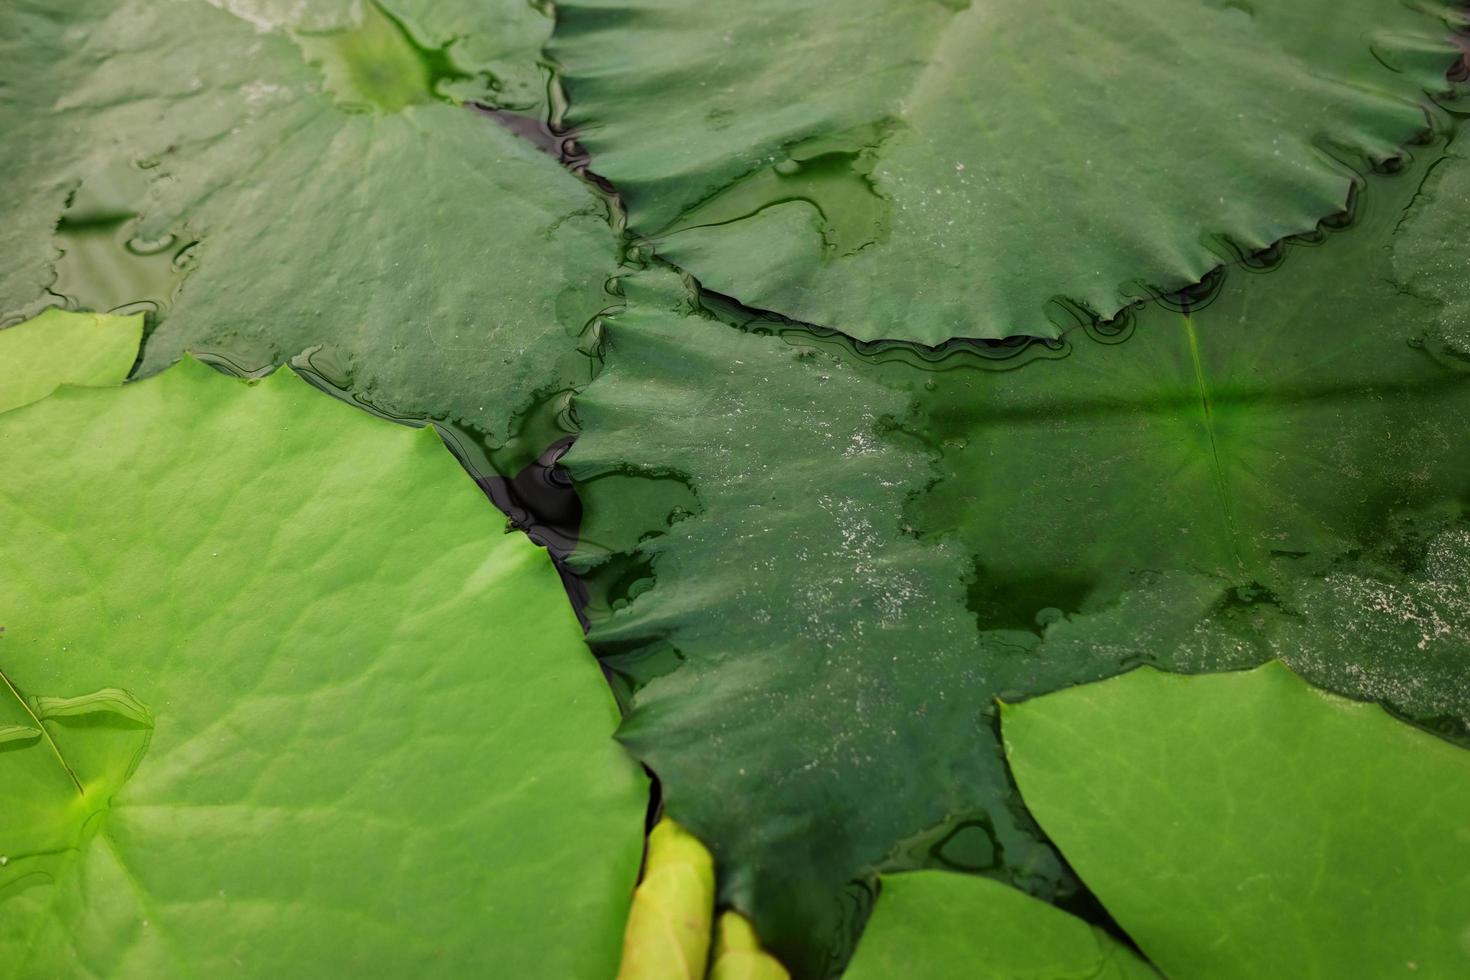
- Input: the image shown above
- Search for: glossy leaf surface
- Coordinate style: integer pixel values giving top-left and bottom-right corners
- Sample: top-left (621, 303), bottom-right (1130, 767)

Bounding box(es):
top-left (1, 0), bottom-right (615, 469)
top-left (911, 148), bottom-right (1470, 734)
top-left (569, 268), bottom-right (1087, 977)
top-left (570, 148), bottom-right (1470, 975)
top-left (555, 0), bottom-right (1463, 342)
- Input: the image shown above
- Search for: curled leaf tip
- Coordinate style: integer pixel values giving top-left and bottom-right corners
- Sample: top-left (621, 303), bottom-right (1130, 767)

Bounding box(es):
top-left (711, 911), bottom-right (789, 980)
top-left (617, 818), bottom-right (717, 980)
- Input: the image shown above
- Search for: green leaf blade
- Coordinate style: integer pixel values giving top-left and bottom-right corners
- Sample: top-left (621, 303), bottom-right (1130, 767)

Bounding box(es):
top-left (569, 268), bottom-right (1079, 976)
top-left (2, 0), bottom-right (615, 471)
top-left (0, 356), bottom-right (647, 977)
top-left (1003, 663), bottom-right (1470, 979)
top-left (0, 309), bottom-right (142, 414)
top-left (847, 871), bottom-right (1159, 980)
top-left (553, 0), bottom-right (1463, 343)
top-left (569, 148), bottom-right (1470, 975)
top-left (912, 147), bottom-right (1470, 734)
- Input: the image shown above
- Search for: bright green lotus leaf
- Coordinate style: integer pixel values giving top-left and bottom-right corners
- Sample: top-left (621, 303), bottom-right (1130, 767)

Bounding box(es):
top-left (0, 308), bottom-right (142, 413)
top-left (1003, 663), bottom-right (1470, 978)
top-left (1, 0), bottom-right (614, 472)
top-left (568, 267), bottom-right (1086, 977)
top-left (0, 356), bottom-right (647, 977)
top-left (845, 871), bottom-right (1158, 980)
top-left (553, 0), bottom-right (1465, 343)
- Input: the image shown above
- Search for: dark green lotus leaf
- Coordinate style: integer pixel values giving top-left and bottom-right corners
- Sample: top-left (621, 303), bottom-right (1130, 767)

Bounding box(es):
top-left (553, 0), bottom-right (1465, 343)
top-left (1, 0), bottom-right (614, 470)
top-left (570, 146), bottom-right (1470, 975)
top-left (1005, 542), bottom-right (1470, 743)
top-left (909, 147), bottom-right (1470, 731)
top-left (569, 267), bottom-right (1104, 977)
top-left (1004, 663), bottom-right (1470, 978)
top-left (1393, 147), bottom-right (1470, 355)
top-left (0, 355), bottom-right (646, 977)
